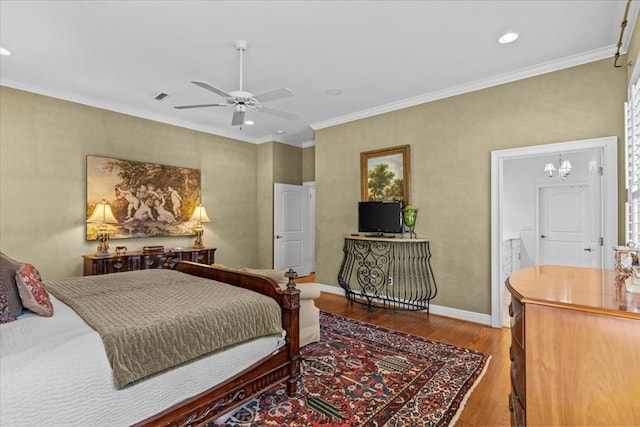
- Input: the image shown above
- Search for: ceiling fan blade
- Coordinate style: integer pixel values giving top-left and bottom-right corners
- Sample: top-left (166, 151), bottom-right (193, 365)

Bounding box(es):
top-left (174, 103), bottom-right (227, 110)
top-left (191, 81), bottom-right (232, 98)
top-left (258, 106), bottom-right (299, 121)
top-left (231, 109), bottom-right (246, 126)
top-left (253, 88), bottom-right (294, 103)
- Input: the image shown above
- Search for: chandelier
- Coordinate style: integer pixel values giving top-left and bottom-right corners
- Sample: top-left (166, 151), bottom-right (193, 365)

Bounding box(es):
top-left (543, 154), bottom-right (572, 181)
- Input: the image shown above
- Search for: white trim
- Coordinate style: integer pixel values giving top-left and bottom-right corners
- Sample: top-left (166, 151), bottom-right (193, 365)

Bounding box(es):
top-left (428, 304), bottom-right (492, 326)
top-left (311, 45), bottom-right (619, 131)
top-left (490, 136), bottom-right (618, 328)
top-left (317, 284), bottom-right (345, 295)
top-left (630, 49), bottom-right (640, 89)
top-left (316, 284), bottom-right (492, 326)
top-left (301, 140), bottom-right (316, 148)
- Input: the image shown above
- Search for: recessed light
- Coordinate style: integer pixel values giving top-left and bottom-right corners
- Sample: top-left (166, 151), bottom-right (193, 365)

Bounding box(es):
top-left (276, 130), bottom-right (285, 135)
top-left (244, 120), bottom-right (254, 125)
top-left (324, 88), bottom-right (343, 96)
top-left (0, 47), bottom-right (12, 56)
top-left (498, 32), bottom-right (519, 44)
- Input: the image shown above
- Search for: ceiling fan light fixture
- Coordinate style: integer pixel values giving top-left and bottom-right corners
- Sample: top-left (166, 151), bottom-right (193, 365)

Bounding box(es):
top-left (174, 39), bottom-right (298, 126)
top-left (498, 32), bottom-right (519, 44)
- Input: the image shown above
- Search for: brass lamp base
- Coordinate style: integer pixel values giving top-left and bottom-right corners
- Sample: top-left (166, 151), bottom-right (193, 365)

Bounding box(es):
top-left (192, 226), bottom-right (205, 249)
top-left (95, 230), bottom-right (111, 257)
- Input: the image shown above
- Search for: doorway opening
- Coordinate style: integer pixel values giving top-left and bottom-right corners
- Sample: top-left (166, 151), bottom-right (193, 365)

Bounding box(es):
top-left (490, 136), bottom-right (617, 328)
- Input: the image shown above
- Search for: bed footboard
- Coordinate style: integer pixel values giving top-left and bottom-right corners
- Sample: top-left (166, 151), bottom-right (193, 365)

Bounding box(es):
top-left (135, 261), bottom-right (301, 427)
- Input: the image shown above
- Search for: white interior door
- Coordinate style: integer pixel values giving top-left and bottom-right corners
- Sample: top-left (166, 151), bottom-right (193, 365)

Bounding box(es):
top-left (274, 183), bottom-right (310, 276)
top-left (304, 182), bottom-right (316, 273)
top-left (537, 184), bottom-right (599, 267)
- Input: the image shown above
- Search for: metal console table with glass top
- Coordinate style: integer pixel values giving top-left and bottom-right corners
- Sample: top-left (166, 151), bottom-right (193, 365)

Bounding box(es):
top-left (338, 235), bottom-right (437, 311)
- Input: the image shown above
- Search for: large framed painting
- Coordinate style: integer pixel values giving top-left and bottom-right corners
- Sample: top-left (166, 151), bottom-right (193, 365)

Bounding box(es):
top-left (360, 145), bottom-right (410, 203)
top-left (86, 155), bottom-right (201, 240)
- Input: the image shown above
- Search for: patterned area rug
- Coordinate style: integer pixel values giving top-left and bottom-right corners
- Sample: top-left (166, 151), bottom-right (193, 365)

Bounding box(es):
top-left (212, 312), bottom-right (490, 426)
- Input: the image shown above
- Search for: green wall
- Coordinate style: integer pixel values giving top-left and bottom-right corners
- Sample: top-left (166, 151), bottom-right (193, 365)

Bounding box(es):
top-left (315, 57), bottom-right (627, 315)
top-left (302, 146), bottom-right (315, 183)
top-left (0, 87), bottom-right (262, 279)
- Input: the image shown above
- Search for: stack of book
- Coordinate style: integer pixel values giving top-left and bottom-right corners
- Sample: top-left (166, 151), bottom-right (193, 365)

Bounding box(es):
top-left (142, 245), bottom-right (165, 254)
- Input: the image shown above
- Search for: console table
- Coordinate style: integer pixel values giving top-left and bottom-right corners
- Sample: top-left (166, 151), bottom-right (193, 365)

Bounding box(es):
top-left (83, 247), bottom-right (216, 276)
top-left (337, 235), bottom-right (437, 311)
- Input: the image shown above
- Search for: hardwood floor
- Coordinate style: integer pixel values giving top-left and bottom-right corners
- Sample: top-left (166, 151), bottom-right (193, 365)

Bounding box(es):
top-left (312, 291), bottom-right (512, 427)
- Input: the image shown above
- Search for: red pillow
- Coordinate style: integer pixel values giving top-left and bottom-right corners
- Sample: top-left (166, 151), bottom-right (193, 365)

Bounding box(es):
top-left (15, 264), bottom-right (54, 317)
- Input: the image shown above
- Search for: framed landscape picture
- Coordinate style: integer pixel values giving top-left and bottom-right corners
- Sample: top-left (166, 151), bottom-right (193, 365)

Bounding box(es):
top-left (360, 145), bottom-right (410, 203)
top-left (86, 155), bottom-right (201, 240)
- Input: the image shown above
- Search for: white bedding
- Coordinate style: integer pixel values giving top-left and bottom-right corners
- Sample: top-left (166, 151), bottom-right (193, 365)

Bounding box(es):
top-left (0, 294), bottom-right (285, 426)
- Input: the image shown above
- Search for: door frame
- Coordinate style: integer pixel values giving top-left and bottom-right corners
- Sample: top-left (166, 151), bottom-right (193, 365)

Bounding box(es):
top-left (303, 181), bottom-right (316, 274)
top-left (490, 136), bottom-right (617, 328)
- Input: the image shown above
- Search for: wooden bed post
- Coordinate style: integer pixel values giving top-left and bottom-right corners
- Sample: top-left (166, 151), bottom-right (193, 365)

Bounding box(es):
top-left (283, 268), bottom-right (301, 396)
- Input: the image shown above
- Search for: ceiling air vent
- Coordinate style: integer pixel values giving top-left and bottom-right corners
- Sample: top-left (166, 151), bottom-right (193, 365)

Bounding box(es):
top-left (153, 92), bottom-right (170, 102)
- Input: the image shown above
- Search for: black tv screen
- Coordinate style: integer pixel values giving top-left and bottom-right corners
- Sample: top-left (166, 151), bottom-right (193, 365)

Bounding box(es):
top-left (358, 201), bottom-right (403, 234)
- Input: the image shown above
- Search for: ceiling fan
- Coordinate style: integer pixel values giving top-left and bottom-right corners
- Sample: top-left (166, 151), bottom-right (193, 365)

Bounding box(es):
top-left (175, 39), bottom-right (298, 126)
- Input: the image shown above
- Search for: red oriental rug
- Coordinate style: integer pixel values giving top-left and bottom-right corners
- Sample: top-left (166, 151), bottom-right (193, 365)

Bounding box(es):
top-left (213, 312), bottom-right (490, 426)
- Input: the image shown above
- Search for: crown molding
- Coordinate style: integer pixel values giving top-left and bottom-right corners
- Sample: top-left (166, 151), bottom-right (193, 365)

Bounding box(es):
top-left (311, 45), bottom-right (621, 131)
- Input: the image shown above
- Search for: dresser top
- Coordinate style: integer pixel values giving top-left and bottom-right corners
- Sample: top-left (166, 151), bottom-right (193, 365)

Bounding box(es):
top-left (507, 265), bottom-right (640, 319)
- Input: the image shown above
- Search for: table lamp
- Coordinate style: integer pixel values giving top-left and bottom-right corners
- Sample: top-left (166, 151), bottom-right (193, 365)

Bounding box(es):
top-left (86, 199), bottom-right (119, 256)
top-left (190, 203), bottom-right (211, 249)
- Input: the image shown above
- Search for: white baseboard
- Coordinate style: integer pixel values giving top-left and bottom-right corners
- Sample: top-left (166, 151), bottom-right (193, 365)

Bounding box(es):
top-left (316, 284), bottom-right (492, 326)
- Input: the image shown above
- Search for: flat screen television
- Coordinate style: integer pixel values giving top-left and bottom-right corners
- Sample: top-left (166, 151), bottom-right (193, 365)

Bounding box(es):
top-left (358, 201), bottom-right (403, 235)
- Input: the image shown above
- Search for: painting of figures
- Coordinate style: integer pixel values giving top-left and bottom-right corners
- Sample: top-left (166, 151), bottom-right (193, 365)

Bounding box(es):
top-left (86, 155), bottom-right (201, 240)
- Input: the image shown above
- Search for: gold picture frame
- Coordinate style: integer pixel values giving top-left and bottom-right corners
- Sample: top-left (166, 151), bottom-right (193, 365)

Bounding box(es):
top-left (360, 144), bottom-right (410, 203)
top-left (86, 155), bottom-right (202, 240)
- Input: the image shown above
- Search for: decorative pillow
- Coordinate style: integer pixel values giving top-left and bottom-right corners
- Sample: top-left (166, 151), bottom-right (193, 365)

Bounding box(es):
top-left (0, 252), bottom-right (24, 316)
top-left (0, 280), bottom-right (17, 323)
top-left (15, 264), bottom-right (54, 317)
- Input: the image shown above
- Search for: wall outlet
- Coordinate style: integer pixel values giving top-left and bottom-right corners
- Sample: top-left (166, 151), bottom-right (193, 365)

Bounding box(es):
top-left (387, 276), bottom-right (393, 286)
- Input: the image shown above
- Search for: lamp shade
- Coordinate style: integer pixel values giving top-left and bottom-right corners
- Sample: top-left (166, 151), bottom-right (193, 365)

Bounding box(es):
top-left (189, 204), bottom-right (211, 222)
top-left (87, 199), bottom-right (118, 224)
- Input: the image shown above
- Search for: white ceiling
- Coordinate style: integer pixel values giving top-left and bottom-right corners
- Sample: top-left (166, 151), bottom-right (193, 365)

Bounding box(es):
top-left (1, 1), bottom-right (637, 147)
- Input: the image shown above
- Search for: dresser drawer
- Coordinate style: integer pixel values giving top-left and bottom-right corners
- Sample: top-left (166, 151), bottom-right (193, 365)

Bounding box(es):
top-left (509, 389), bottom-right (526, 427)
top-left (509, 296), bottom-right (524, 348)
top-left (103, 257), bottom-right (133, 274)
top-left (509, 343), bottom-right (526, 408)
top-left (139, 253), bottom-right (165, 269)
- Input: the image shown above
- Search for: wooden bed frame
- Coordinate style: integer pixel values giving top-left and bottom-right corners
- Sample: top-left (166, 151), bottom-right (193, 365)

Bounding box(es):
top-left (134, 261), bottom-right (301, 427)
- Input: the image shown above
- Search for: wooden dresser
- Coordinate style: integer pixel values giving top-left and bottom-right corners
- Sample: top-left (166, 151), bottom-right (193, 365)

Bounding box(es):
top-left (506, 265), bottom-right (640, 426)
top-left (83, 247), bottom-right (216, 276)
